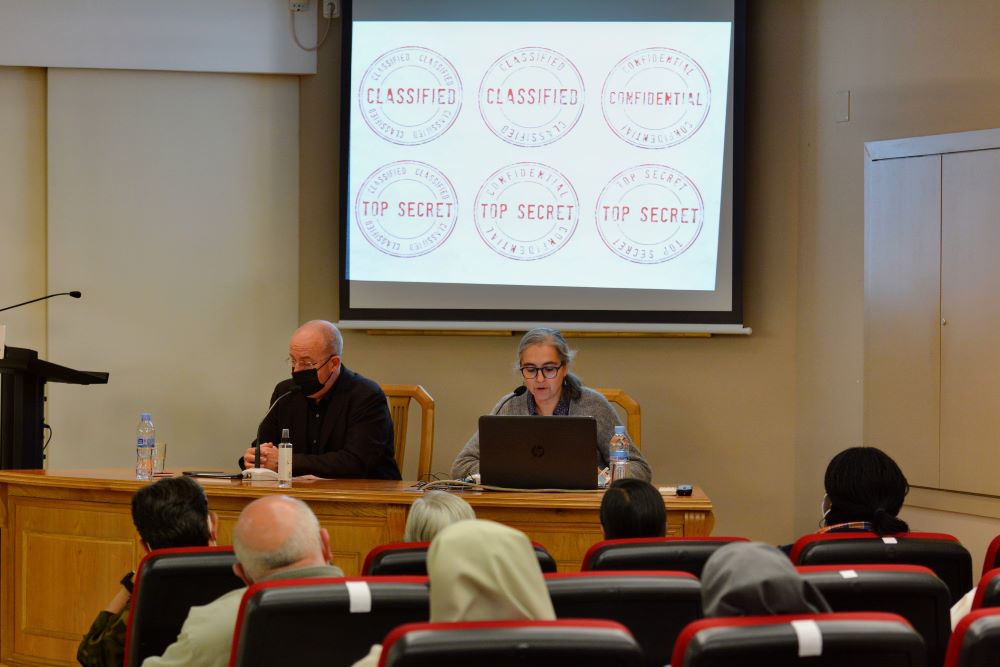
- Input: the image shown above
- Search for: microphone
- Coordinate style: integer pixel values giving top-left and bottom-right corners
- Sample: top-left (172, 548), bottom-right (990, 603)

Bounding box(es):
top-left (0, 291), bottom-right (82, 314)
top-left (253, 386), bottom-right (301, 469)
top-left (494, 385), bottom-right (527, 415)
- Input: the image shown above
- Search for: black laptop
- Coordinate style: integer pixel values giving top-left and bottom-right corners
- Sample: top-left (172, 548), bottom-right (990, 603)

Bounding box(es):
top-left (478, 415), bottom-right (598, 489)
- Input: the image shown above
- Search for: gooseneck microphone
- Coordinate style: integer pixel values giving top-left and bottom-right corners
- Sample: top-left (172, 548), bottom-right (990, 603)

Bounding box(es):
top-left (254, 386), bottom-right (301, 468)
top-left (494, 385), bottom-right (527, 415)
top-left (0, 291), bottom-right (82, 314)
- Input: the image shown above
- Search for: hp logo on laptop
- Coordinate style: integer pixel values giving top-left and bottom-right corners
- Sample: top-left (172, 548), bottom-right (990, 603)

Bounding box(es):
top-left (531, 445), bottom-right (545, 458)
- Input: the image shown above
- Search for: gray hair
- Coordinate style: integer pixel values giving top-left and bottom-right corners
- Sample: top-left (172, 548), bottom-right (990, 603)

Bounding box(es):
top-left (233, 496), bottom-right (323, 582)
top-left (404, 491), bottom-right (476, 542)
top-left (516, 327), bottom-right (582, 400)
top-left (304, 320), bottom-right (344, 357)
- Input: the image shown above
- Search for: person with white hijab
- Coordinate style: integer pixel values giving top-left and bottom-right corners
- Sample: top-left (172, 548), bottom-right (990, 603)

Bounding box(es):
top-left (351, 519), bottom-right (555, 666)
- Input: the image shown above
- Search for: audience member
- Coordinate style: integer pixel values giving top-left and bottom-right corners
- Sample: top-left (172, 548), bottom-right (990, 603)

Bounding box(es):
top-left (820, 446), bottom-right (909, 535)
top-left (599, 478), bottom-right (666, 539)
top-left (403, 491), bottom-right (475, 542)
top-left (702, 541), bottom-right (831, 617)
top-left (352, 519), bottom-right (555, 666)
top-left (77, 475), bottom-right (218, 667)
top-left (142, 495), bottom-right (343, 667)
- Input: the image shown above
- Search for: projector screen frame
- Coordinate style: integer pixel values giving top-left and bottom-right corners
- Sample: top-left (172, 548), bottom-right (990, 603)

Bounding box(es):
top-left (337, 0), bottom-right (747, 331)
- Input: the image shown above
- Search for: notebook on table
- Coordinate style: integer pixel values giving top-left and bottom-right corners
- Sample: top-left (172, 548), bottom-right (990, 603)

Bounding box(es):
top-left (478, 415), bottom-right (598, 490)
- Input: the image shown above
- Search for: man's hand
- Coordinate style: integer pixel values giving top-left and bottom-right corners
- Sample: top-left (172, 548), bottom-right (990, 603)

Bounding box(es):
top-left (243, 443), bottom-right (279, 471)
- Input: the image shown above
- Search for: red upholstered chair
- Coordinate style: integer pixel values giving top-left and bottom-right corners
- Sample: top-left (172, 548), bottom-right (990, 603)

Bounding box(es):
top-left (671, 612), bottom-right (926, 667)
top-left (229, 576), bottom-right (429, 667)
top-left (798, 564), bottom-right (951, 666)
top-left (982, 535), bottom-right (1000, 578)
top-left (545, 570), bottom-right (701, 667)
top-left (378, 619), bottom-right (643, 667)
top-left (944, 607), bottom-right (1000, 667)
top-left (790, 531), bottom-right (973, 604)
top-left (970, 568), bottom-right (1000, 611)
top-left (363, 540), bottom-right (557, 575)
top-left (124, 546), bottom-right (243, 667)
top-left (581, 536), bottom-right (749, 577)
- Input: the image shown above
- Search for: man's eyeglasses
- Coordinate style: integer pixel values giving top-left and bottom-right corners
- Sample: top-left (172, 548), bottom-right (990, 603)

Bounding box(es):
top-left (287, 355), bottom-right (333, 371)
top-left (519, 364), bottom-right (563, 379)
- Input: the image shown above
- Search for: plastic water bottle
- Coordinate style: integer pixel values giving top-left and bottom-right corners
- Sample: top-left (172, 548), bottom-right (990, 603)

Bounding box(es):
top-left (135, 412), bottom-right (155, 481)
top-left (277, 428), bottom-right (293, 488)
top-left (609, 425), bottom-right (629, 483)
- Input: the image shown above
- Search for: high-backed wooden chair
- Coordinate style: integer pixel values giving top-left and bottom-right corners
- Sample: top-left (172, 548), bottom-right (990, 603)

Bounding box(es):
top-left (596, 388), bottom-right (641, 449)
top-left (381, 384), bottom-right (435, 480)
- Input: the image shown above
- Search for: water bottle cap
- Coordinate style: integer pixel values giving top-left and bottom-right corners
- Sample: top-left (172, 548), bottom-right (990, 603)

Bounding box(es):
top-left (614, 425), bottom-right (625, 435)
top-left (281, 428), bottom-right (290, 439)
top-left (141, 412), bottom-right (152, 421)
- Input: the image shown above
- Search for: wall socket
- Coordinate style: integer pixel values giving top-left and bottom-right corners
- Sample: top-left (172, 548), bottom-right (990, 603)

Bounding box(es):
top-left (289, 0), bottom-right (308, 12)
top-left (322, 0), bottom-right (338, 18)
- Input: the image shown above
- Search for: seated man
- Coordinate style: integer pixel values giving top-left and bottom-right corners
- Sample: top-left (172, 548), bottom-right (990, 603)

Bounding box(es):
top-left (240, 320), bottom-right (401, 479)
top-left (142, 495), bottom-right (344, 667)
top-left (77, 476), bottom-right (218, 667)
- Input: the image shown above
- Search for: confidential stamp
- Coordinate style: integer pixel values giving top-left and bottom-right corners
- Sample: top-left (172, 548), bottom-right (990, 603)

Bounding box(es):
top-left (359, 46), bottom-right (462, 145)
top-left (595, 164), bottom-right (704, 263)
top-left (602, 47), bottom-right (711, 149)
top-left (478, 47), bottom-right (585, 147)
top-left (474, 162), bottom-right (579, 260)
top-left (355, 161), bottom-right (458, 258)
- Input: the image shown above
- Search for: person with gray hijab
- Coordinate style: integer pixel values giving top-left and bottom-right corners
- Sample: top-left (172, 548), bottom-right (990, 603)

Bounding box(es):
top-left (701, 541), bottom-right (831, 617)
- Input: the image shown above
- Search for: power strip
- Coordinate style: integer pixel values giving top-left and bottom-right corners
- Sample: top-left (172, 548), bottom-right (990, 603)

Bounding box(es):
top-left (289, 0), bottom-right (308, 13)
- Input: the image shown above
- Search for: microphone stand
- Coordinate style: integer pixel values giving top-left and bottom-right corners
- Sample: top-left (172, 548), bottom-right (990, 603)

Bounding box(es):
top-left (244, 387), bottom-right (298, 481)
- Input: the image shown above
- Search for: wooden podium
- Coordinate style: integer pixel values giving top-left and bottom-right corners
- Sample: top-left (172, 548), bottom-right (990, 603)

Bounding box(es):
top-left (0, 469), bottom-right (714, 666)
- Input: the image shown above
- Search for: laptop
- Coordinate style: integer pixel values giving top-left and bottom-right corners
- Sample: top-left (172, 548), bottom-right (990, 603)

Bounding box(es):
top-left (478, 415), bottom-right (598, 489)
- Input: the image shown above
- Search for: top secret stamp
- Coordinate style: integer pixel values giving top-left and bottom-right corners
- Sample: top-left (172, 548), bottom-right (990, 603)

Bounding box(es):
top-left (479, 47), bottom-right (585, 147)
top-left (602, 47), bottom-right (711, 149)
top-left (360, 46), bottom-right (463, 145)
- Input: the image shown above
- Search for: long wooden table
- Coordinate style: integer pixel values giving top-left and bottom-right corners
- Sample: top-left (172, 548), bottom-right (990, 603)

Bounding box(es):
top-left (0, 468), bottom-right (714, 666)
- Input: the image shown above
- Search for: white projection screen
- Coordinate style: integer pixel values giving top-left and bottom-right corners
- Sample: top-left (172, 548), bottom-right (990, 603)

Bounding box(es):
top-left (339, 0), bottom-right (746, 332)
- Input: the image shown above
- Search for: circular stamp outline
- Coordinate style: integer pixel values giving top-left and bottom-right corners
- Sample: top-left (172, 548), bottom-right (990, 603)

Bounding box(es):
top-left (354, 160), bottom-right (459, 259)
top-left (595, 163), bottom-right (705, 264)
top-left (601, 47), bottom-right (712, 149)
top-left (358, 46), bottom-right (463, 146)
top-left (478, 46), bottom-right (586, 148)
top-left (474, 161), bottom-right (580, 261)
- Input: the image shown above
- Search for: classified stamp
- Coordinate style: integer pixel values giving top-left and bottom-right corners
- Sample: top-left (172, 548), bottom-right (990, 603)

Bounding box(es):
top-left (355, 161), bottom-right (458, 258)
top-left (595, 164), bottom-right (704, 263)
top-left (475, 162), bottom-right (580, 260)
top-left (479, 47), bottom-right (585, 147)
top-left (602, 47), bottom-right (711, 149)
top-left (359, 46), bottom-right (463, 145)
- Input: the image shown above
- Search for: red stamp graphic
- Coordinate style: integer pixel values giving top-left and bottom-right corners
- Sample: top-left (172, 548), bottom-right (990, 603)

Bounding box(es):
top-left (359, 46), bottom-right (462, 145)
top-left (475, 162), bottom-right (579, 260)
top-left (595, 164), bottom-right (704, 263)
top-left (355, 161), bottom-right (458, 258)
top-left (602, 48), bottom-right (711, 149)
top-left (478, 47), bottom-right (584, 147)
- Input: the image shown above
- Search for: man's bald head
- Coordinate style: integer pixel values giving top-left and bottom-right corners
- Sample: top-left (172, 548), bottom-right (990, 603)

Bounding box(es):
top-left (291, 320), bottom-right (343, 358)
top-left (232, 496), bottom-right (331, 583)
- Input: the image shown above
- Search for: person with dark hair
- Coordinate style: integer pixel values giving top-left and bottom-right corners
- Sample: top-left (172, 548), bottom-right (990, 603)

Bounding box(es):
top-left (77, 476), bottom-right (218, 666)
top-left (820, 446), bottom-right (909, 536)
top-left (600, 478), bottom-right (666, 539)
top-left (450, 327), bottom-right (651, 481)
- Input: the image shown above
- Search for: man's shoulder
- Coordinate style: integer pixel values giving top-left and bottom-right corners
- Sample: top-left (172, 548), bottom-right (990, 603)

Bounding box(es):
top-left (338, 365), bottom-right (386, 399)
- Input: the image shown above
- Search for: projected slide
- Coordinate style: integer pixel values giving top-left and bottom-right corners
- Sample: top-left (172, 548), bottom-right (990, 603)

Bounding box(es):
top-left (348, 21), bottom-right (732, 293)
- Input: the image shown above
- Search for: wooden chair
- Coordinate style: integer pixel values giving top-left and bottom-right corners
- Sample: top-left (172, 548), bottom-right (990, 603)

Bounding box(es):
top-left (596, 388), bottom-right (641, 449)
top-left (381, 384), bottom-right (435, 480)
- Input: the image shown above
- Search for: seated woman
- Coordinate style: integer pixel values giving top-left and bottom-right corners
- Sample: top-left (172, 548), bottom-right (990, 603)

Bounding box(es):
top-left (820, 446), bottom-right (909, 535)
top-left (351, 519), bottom-right (556, 666)
top-left (450, 327), bottom-right (651, 481)
top-left (600, 478), bottom-right (666, 539)
top-left (403, 490), bottom-right (475, 542)
top-left (702, 541), bottom-right (830, 617)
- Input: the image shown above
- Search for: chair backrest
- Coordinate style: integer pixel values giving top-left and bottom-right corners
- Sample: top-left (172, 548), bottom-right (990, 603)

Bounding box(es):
top-left (581, 536), bottom-right (750, 577)
top-left (595, 387), bottom-right (641, 449)
top-left (971, 567), bottom-right (1000, 610)
top-left (545, 570), bottom-right (701, 667)
top-left (790, 531), bottom-right (973, 603)
top-left (798, 563), bottom-right (951, 666)
top-left (124, 546), bottom-right (244, 667)
top-left (982, 535), bottom-right (1000, 578)
top-left (363, 541), bottom-right (558, 575)
top-left (945, 607), bottom-right (1000, 667)
top-left (382, 384), bottom-right (435, 480)
top-left (229, 576), bottom-right (429, 667)
top-left (380, 619), bottom-right (643, 667)
top-left (672, 612), bottom-right (926, 667)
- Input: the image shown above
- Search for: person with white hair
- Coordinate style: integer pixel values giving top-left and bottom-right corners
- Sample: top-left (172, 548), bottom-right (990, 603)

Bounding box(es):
top-left (403, 491), bottom-right (476, 542)
top-left (142, 495), bottom-right (343, 667)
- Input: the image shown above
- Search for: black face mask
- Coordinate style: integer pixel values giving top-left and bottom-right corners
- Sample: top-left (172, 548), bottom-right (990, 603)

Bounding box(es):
top-left (291, 356), bottom-right (332, 395)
